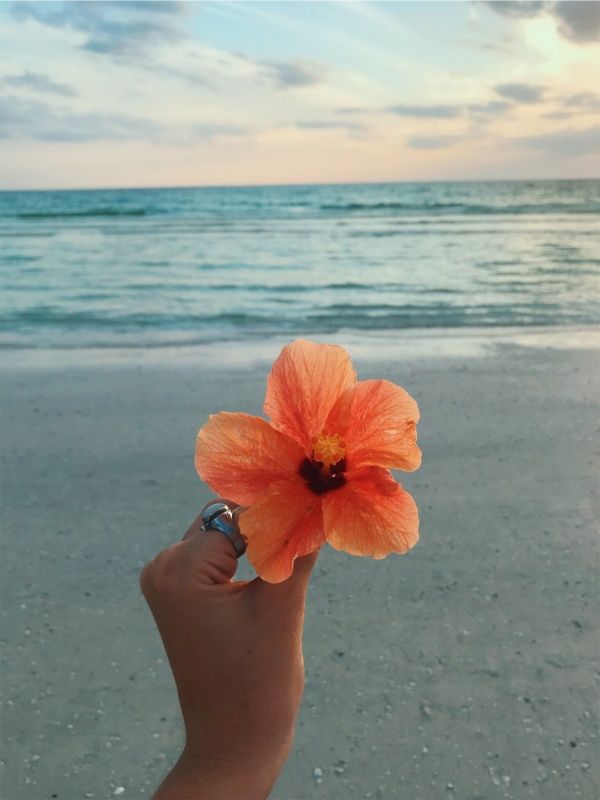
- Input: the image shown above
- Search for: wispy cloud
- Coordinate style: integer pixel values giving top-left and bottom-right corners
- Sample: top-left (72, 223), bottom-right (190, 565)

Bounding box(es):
top-left (147, 62), bottom-right (214, 90)
top-left (3, 70), bottom-right (76, 97)
top-left (468, 100), bottom-right (511, 115)
top-left (407, 134), bottom-right (464, 150)
top-left (336, 106), bottom-right (369, 115)
top-left (553, 1), bottom-right (600, 44)
top-left (459, 37), bottom-right (514, 54)
top-left (484, 1), bottom-right (550, 19)
top-left (485, 1), bottom-right (600, 44)
top-left (294, 119), bottom-right (367, 132)
top-left (407, 120), bottom-right (600, 156)
top-left (11, 0), bottom-right (187, 56)
top-left (0, 91), bottom-right (252, 144)
top-left (383, 100), bottom-right (510, 119)
top-left (564, 92), bottom-right (600, 112)
top-left (0, 95), bottom-right (162, 142)
top-left (8, 3), bottom-right (327, 95)
top-left (259, 59), bottom-right (328, 90)
top-left (544, 92), bottom-right (600, 119)
top-left (495, 82), bottom-right (546, 103)
top-left (385, 104), bottom-right (461, 119)
top-left (516, 125), bottom-right (600, 155)
top-left (192, 122), bottom-right (249, 139)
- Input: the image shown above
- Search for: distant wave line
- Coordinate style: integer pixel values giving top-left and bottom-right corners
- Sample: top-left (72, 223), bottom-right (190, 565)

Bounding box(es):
top-left (320, 201), bottom-right (600, 215)
top-left (3, 200), bottom-right (599, 222)
top-left (117, 281), bottom-right (464, 293)
top-left (2, 301), bottom-right (593, 331)
top-left (14, 208), bottom-right (149, 220)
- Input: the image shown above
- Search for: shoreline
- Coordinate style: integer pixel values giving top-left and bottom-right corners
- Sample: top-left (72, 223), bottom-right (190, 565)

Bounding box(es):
top-left (2, 324), bottom-right (599, 371)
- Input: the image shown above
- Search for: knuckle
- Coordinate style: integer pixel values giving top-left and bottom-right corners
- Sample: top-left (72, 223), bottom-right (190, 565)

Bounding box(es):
top-left (139, 543), bottom-right (183, 600)
top-left (139, 561), bottom-right (154, 597)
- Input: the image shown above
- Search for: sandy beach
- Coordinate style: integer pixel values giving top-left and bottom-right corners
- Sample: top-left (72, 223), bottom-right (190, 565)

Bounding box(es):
top-left (1, 331), bottom-right (598, 800)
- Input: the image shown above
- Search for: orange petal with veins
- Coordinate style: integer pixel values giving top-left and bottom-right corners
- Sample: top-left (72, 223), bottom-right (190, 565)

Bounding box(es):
top-left (322, 466), bottom-right (419, 558)
top-left (344, 379), bottom-right (421, 471)
top-left (264, 339), bottom-right (357, 452)
top-left (239, 479), bottom-right (325, 583)
top-left (195, 412), bottom-right (305, 506)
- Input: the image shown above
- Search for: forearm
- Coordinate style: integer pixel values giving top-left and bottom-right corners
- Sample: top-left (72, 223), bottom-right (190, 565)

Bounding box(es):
top-left (142, 521), bottom-right (314, 800)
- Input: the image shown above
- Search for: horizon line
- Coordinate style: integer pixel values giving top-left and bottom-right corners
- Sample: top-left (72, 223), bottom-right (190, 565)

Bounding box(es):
top-left (1, 176), bottom-right (598, 193)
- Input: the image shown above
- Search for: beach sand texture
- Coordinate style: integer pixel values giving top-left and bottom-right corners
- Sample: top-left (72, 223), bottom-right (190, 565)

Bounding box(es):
top-left (1, 337), bottom-right (599, 799)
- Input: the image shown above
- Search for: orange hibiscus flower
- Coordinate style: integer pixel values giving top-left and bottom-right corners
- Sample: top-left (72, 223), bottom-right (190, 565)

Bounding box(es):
top-left (195, 339), bottom-right (421, 583)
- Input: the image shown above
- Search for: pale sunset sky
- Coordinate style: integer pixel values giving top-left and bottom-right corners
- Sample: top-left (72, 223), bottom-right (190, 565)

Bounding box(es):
top-left (0, 0), bottom-right (599, 189)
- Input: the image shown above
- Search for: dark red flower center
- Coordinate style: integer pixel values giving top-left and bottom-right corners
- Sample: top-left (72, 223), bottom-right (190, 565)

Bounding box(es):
top-left (299, 457), bottom-right (347, 495)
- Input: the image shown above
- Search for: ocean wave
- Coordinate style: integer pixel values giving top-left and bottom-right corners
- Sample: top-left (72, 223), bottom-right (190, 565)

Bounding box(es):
top-left (118, 281), bottom-right (463, 294)
top-left (1, 302), bottom-right (593, 332)
top-left (1, 181), bottom-right (598, 348)
top-left (0, 254), bottom-right (39, 263)
top-left (14, 208), bottom-right (149, 220)
top-left (320, 201), bottom-right (600, 215)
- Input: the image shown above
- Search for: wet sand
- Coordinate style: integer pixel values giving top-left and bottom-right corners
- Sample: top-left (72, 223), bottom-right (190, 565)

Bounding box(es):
top-left (1, 333), bottom-right (598, 799)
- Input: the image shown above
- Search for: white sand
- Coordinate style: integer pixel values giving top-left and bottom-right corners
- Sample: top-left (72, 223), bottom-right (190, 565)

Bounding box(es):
top-left (1, 331), bottom-right (598, 799)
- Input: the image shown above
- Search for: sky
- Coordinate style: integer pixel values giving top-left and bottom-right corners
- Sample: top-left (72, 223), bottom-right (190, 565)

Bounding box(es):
top-left (0, 0), bottom-right (599, 189)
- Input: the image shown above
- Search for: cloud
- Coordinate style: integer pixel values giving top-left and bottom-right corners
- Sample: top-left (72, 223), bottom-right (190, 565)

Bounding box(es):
top-left (385, 103), bottom-right (461, 119)
top-left (460, 37), bottom-right (514, 54)
top-left (383, 100), bottom-right (510, 120)
top-left (3, 70), bottom-right (76, 97)
top-left (10, 0), bottom-right (186, 56)
top-left (516, 125), bottom-right (600, 155)
top-left (0, 95), bottom-right (163, 142)
top-left (149, 63), bottom-right (214, 90)
top-left (293, 119), bottom-right (367, 135)
top-left (259, 59), bottom-right (327, 89)
top-left (545, 92), bottom-right (600, 119)
top-left (121, 2), bottom-right (187, 13)
top-left (407, 134), bottom-right (463, 150)
top-left (193, 123), bottom-right (248, 139)
top-left (9, 3), bottom-right (327, 94)
top-left (553, 1), bottom-right (600, 44)
top-left (406, 118), bottom-right (599, 155)
top-left (495, 82), bottom-right (546, 102)
top-left (485, 1), bottom-right (600, 44)
top-left (336, 106), bottom-right (369, 115)
top-left (564, 92), bottom-right (600, 112)
top-left (468, 100), bottom-right (511, 115)
top-left (0, 94), bottom-right (249, 144)
top-left (484, 1), bottom-right (550, 18)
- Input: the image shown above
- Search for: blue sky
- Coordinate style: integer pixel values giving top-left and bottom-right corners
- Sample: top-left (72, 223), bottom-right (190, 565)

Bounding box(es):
top-left (0, 0), bottom-right (599, 188)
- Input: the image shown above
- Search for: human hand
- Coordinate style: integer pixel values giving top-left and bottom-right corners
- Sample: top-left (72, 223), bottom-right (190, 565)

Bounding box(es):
top-left (140, 500), bottom-right (318, 799)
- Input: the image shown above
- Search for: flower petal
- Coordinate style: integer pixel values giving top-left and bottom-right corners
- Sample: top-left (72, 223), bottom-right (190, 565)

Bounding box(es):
top-left (264, 339), bottom-right (357, 452)
top-left (344, 379), bottom-right (421, 471)
top-left (239, 479), bottom-right (325, 583)
top-left (322, 466), bottom-right (419, 558)
top-left (195, 412), bottom-right (305, 506)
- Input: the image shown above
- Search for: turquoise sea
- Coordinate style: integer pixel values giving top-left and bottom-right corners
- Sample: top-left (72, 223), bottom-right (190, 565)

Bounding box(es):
top-left (0, 180), bottom-right (598, 350)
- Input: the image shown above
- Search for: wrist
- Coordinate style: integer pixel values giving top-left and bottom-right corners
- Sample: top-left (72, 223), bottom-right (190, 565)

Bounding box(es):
top-left (154, 743), bottom-right (287, 800)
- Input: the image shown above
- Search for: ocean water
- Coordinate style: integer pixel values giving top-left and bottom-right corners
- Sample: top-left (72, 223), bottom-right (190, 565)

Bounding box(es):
top-left (0, 180), bottom-right (598, 351)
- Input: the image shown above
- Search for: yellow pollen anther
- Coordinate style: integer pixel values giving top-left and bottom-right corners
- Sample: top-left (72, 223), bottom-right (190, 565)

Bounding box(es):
top-left (312, 432), bottom-right (346, 467)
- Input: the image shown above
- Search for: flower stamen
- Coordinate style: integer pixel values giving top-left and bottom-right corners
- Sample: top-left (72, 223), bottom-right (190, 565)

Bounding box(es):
top-left (311, 432), bottom-right (346, 468)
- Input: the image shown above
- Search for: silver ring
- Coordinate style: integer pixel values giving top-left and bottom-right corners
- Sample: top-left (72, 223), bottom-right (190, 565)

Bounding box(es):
top-left (200, 501), bottom-right (247, 557)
